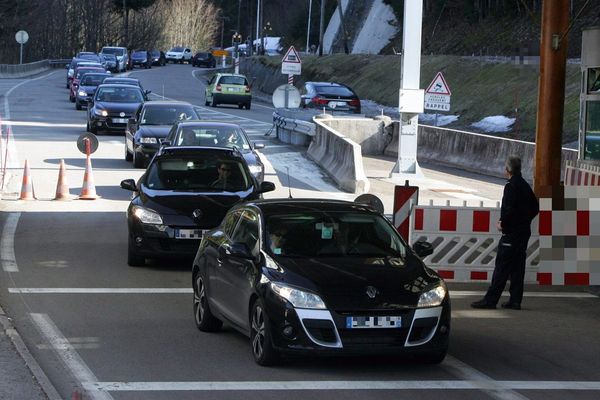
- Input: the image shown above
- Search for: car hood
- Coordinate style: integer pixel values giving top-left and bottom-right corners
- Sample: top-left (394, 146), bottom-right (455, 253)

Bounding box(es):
top-left (242, 151), bottom-right (260, 167)
top-left (94, 102), bottom-right (141, 114)
top-left (136, 125), bottom-right (172, 138)
top-left (266, 254), bottom-right (439, 310)
top-left (79, 85), bottom-right (99, 93)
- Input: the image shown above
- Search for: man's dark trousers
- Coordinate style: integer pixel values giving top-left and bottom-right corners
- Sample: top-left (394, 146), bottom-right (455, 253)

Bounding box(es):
top-left (484, 229), bottom-right (531, 306)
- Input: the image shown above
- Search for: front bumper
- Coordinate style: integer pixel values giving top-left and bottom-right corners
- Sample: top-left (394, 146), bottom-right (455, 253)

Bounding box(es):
top-left (76, 93), bottom-right (92, 105)
top-left (89, 114), bottom-right (130, 132)
top-left (129, 221), bottom-right (203, 258)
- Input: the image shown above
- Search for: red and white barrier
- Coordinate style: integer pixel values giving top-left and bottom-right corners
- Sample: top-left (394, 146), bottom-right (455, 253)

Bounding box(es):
top-left (564, 161), bottom-right (600, 186)
top-left (393, 185), bottom-right (419, 243)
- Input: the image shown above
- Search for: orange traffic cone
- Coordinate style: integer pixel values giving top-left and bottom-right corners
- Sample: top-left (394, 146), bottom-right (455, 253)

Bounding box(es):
top-left (54, 159), bottom-right (71, 200)
top-left (79, 155), bottom-right (98, 200)
top-left (19, 160), bottom-right (36, 200)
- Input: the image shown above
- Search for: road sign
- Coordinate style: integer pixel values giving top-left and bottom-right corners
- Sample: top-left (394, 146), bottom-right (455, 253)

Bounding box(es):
top-left (77, 133), bottom-right (99, 155)
top-left (15, 30), bottom-right (29, 44)
top-left (281, 45), bottom-right (302, 76)
top-left (424, 72), bottom-right (451, 111)
top-left (212, 49), bottom-right (228, 57)
top-left (272, 84), bottom-right (301, 108)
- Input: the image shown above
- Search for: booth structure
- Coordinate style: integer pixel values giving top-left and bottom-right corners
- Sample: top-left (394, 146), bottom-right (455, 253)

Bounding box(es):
top-left (581, 27), bottom-right (600, 161)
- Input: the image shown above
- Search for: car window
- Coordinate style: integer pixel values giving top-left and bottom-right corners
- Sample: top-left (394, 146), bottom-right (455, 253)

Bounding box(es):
top-left (102, 48), bottom-right (124, 56)
top-left (133, 51), bottom-right (147, 57)
top-left (218, 76), bottom-right (248, 86)
top-left (315, 85), bottom-right (355, 97)
top-left (141, 106), bottom-right (197, 125)
top-left (95, 87), bottom-right (143, 103)
top-left (170, 46), bottom-right (184, 52)
top-left (174, 126), bottom-right (250, 150)
top-left (222, 210), bottom-right (242, 238)
top-left (230, 210), bottom-right (260, 255)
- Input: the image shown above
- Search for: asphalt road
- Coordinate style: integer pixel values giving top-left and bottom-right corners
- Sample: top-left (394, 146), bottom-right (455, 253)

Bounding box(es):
top-left (0, 65), bottom-right (599, 400)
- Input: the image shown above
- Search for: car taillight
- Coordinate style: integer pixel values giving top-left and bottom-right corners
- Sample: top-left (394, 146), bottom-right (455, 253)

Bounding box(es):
top-left (349, 98), bottom-right (360, 106)
top-left (312, 96), bottom-right (328, 105)
top-left (245, 86), bottom-right (250, 93)
top-left (216, 84), bottom-right (222, 92)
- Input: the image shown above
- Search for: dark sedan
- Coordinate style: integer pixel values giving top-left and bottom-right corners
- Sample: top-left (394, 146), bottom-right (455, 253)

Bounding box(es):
top-left (192, 52), bottom-right (216, 68)
top-left (131, 50), bottom-right (152, 69)
top-left (75, 72), bottom-right (111, 110)
top-left (162, 121), bottom-right (265, 182)
top-left (70, 66), bottom-right (106, 102)
top-left (192, 199), bottom-right (450, 366)
top-left (300, 82), bottom-right (361, 114)
top-left (87, 84), bottom-right (147, 134)
top-left (150, 50), bottom-right (166, 66)
top-left (125, 101), bottom-right (200, 168)
top-left (120, 146), bottom-right (275, 266)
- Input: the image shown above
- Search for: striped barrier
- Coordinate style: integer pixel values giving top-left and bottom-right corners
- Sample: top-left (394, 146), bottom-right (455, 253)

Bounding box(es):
top-left (564, 160), bottom-right (600, 186)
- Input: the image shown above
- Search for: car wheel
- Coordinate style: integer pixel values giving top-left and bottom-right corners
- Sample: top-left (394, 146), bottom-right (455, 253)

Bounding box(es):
top-left (245, 102), bottom-right (251, 110)
top-left (238, 104), bottom-right (244, 109)
top-left (205, 100), bottom-right (210, 106)
top-left (193, 273), bottom-right (223, 332)
top-left (69, 95), bottom-right (75, 103)
top-left (76, 101), bottom-right (82, 110)
top-left (88, 122), bottom-right (97, 134)
top-left (250, 298), bottom-right (279, 366)
top-left (124, 142), bottom-right (133, 161)
top-left (211, 98), bottom-right (218, 107)
top-left (132, 150), bottom-right (145, 169)
top-left (127, 235), bottom-right (145, 267)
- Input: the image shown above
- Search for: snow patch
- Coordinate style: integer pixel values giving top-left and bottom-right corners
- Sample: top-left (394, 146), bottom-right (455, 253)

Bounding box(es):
top-left (419, 113), bottom-right (459, 127)
top-left (471, 116), bottom-right (515, 133)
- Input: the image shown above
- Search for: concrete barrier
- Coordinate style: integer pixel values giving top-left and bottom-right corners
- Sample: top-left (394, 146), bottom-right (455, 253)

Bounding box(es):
top-left (385, 124), bottom-right (578, 182)
top-left (272, 113), bottom-right (315, 146)
top-left (309, 116), bottom-right (370, 193)
top-left (317, 115), bottom-right (393, 155)
top-left (0, 60), bottom-right (51, 78)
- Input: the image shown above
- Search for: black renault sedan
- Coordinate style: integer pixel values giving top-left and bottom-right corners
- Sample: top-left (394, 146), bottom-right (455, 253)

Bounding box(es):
top-left (162, 121), bottom-right (265, 183)
top-left (192, 199), bottom-right (449, 365)
top-left (87, 84), bottom-right (147, 134)
top-left (125, 101), bottom-right (200, 168)
top-left (120, 147), bottom-right (275, 266)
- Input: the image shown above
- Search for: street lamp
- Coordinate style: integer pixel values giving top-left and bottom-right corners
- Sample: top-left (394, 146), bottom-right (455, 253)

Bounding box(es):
top-left (263, 21), bottom-right (273, 38)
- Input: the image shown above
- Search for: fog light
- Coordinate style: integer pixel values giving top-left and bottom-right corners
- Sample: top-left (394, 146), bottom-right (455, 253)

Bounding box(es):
top-left (135, 237), bottom-right (143, 245)
top-left (439, 325), bottom-right (448, 334)
top-left (282, 325), bottom-right (295, 338)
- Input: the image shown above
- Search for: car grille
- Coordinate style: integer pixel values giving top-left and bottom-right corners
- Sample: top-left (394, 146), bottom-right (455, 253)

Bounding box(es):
top-left (338, 328), bottom-right (410, 347)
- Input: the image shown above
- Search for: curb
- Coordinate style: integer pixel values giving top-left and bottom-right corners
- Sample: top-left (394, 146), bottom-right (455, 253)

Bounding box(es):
top-left (0, 305), bottom-right (62, 400)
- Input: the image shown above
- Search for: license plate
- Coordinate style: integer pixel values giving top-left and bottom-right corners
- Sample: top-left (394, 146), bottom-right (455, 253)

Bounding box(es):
top-left (346, 316), bottom-right (402, 329)
top-left (174, 229), bottom-right (204, 239)
top-left (228, 87), bottom-right (241, 92)
top-left (112, 118), bottom-right (127, 124)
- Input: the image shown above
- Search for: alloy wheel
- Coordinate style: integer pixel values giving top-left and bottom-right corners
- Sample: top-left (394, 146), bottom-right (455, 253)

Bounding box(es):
top-left (251, 305), bottom-right (265, 359)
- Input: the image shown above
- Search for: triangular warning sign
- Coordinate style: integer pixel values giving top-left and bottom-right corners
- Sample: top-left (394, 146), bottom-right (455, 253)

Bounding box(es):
top-left (425, 72), bottom-right (451, 96)
top-left (282, 46), bottom-right (302, 64)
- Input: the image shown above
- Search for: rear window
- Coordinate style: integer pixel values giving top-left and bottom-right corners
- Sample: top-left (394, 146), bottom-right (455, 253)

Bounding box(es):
top-left (197, 53), bottom-right (210, 59)
top-left (150, 50), bottom-right (160, 56)
top-left (101, 54), bottom-right (116, 61)
top-left (315, 85), bottom-right (355, 97)
top-left (218, 76), bottom-right (247, 86)
top-left (170, 47), bottom-right (184, 52)
top-left (174, 125), bottom-right (250, 150)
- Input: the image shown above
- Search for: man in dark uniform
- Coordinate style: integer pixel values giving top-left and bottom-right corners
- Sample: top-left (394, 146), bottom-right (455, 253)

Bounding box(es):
top-left (471, 156), bottom-right (539, 310)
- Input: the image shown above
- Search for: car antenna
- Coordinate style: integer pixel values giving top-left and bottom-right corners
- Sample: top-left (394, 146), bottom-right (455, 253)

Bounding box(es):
top-left (286, 167), bottom-right (293, 199)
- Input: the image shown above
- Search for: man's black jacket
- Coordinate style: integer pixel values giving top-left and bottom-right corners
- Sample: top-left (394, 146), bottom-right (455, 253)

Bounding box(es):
top-left (500, 173), bottom-right (539, 235)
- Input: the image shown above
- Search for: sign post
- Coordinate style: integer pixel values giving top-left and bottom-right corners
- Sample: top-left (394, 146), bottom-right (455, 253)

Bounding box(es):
top-left (281, 46), bottom-right (302, 108)
top-left (15, 30), bottom-right (29, 65)
top-left (232, 32), bottom-right (242, 74)
top-left (424, 72), bottom-right (452, 126)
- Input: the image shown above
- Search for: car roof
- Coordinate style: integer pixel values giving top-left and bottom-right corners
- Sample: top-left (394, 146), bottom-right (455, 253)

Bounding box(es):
top-left (217, 73), bottom-right (247, 78)
top-left (142, 101), bottom-right (193, 107)
top-left (239, 199), bottom-right (379, 215)
top-left (96, 83), bottom-right (143, 89)
top-left (307, 82), bottom-right (347, 87)
top-left (104, 77), bottom-right (139, 82)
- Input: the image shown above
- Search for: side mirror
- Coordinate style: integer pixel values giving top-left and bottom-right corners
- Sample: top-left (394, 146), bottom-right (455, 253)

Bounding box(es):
top-left (205, 79), bottom-right (211, 84)
top-left (258, 181), bottom-right (275, 193)
top-left (120, 179), bottom-right (137, 191)
top-left (160, 139), bottom-right (171, 147)
top-left (253, 142), bottom-right (265, 150)
top-left (412, 241), bottom-right (433, 258)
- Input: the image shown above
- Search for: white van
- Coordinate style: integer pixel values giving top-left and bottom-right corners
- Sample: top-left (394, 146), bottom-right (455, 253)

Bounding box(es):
top-left (100, 46), bottom-right (129, 72)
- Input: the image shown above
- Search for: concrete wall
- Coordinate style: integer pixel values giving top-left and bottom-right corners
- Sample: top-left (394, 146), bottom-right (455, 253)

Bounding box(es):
top-left (0, 60), bottom-right (50, 78)
top-left (319, 117), bottom-right (392, 155)
top-left (308, 116), bottom-right (370, 193)
top-left (385, 124), bottom-right (579, 182)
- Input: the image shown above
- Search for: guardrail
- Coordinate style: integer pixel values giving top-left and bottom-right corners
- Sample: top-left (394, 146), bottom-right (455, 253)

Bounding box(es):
top-left (0, 60), bottom-right (52, 78)
top-left (272, 113), bottom-right (315, 145)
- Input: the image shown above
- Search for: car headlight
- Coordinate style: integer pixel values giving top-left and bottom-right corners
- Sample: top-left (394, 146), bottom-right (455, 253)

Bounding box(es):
top-left (94, 109), bottom-right (108, 117)
top-left (78, 90), bottom-right (87, 97)
top-left (417, 281), bottom-right (447, 308)
top-left (270, 282), bottom-right (326, 309)
top-left (139, 137), bottom-right (157, 144)
top-left (248, 165), bottom-right (263, 175)
top-left (132, 206), bottom-right (163, 224)
top-left (68, 69), bottom-right (74, 77)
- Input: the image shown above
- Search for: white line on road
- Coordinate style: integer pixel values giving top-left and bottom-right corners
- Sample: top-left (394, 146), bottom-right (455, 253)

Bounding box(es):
top-left (0, 120), bottom-right (85, 128)
top-left (30, 313), bottom-right (113, 400)
top-left (1, 212), bottom-right (20, 272)
top-left (84, 379), bottom-right (600, 392)
top-left (450, 290), bottom-right (597, 298)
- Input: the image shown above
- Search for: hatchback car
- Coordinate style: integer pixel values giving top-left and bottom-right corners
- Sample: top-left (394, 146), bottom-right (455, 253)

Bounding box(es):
top-left (87, 84), bottom-right (147, 134)
top-left (66, 59), bottom-right (103, 89)
top-left (131, 50), bottom-right (152, 69)
top-left (192, 199), bottom-right (449, 366)
top-left (205, 73), bottom-right (252, 109)
top-left (125, 101), bottom-right (200, 168)
top-left (300, 82), bottom-right (361, 114)
top-left (162, 121), bottom-right (265, 182)
top-left (70, 66), bottom-right (106, 102)
top-left (120, 147), bottom-right (275, 266)
top-left (150, 50), bottom-right (166, 66)
top-left (192, 52), bottom-right (216, 68)
top-left (75, 72), bottom-right (111, 110)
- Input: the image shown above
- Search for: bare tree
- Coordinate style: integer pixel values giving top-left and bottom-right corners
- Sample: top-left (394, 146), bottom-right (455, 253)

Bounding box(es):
top-left (159, 0), bottom-right (220, 51)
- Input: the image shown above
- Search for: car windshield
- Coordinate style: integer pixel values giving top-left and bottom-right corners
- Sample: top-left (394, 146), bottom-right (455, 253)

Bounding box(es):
top-left (197, 53), bottom-right (210, 59)
top-left (145, 156), bottom-right (250, 192)
top-left (265, 211), bottom-right (407, 258)
top-left (102, 48), bottom-right (124, 56)
top-left (174, 125), bottom-right (250, 150)
top-left (141, 106), bottom-right (198, 125)
top-left (315, 85), bottom-right (355, 97)
top-left (101, 54), bottom-right (116, 61)
top-left (96, 87), bottom-right (143, 103)
top-left (150, 50), bottom-right (160, 56)
top-left (218, 76), bottom-right (248, 86)
top-left (133, 51), bottom-right (146, 57)
top-left (80, 75), bottom-right (108, 86)
top-left (170, 46), bottom-right (184, 52)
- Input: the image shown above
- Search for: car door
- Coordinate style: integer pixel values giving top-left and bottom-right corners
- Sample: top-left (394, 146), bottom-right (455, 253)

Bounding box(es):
top-left (127, 104), bottom-right (143, 152)
top-left (216, 209), bottom-right (260, 329)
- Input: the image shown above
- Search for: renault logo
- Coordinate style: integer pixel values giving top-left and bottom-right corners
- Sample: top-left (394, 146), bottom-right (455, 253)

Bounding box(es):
top-left (366, 286), bottom-right (378, 299)
top-left (119, 112), bottom-right (125, 117)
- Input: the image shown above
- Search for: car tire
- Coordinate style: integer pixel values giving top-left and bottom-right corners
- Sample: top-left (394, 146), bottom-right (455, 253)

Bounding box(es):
top-left (127, 236), bottom-right (145, 267)
top-left (76, 101), bottom-right (82, 111)
top-left (88, 122), bottom-right (97, 134)
top-left (205, 100), bottom-right (210, 106)
top-left (132, 150), bottom-right (145, 169)
top-left (193, 273), bottom-right (223, 332)
top-left (245, 103), bottom-right (251, 110)
top-left (69, 95), bottom-right (75, 103)
top-left (124, 142), bottom-right (133, 161)
top-left (238, 104), bottom-right (244, 109)
top-left (211, 98), bottom-right (218, 107)
top-left (250, 298), bottom-right (279, 366)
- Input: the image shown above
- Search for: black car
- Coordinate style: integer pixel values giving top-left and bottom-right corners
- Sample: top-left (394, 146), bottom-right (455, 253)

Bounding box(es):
top-left (103, 77), bottom-right (148, 94)
top-left (87, 84), bottom-right (147, 134)
top-left (131, 50), bottom-right (152, 69)
top-left (120, 147), bottom-right (276, 265)
top-left (150, 50), bottom-right (166, 66)
top-left (66, 58), bottom-right (103, 89)
top-left (192, 199), bottom-right (450, 366)
top-left (192, 52), bottom-right (216, 68)
top-left (75, 72), bottom-right (111, 110)
top-left (300, 82), bottom-right (361, 114)
top-left (125, 101), bottom-right (200, 168)
top-left (162, 121), bottom-right (265, 182)
top-left (100, 54), bottom-right (119, 72)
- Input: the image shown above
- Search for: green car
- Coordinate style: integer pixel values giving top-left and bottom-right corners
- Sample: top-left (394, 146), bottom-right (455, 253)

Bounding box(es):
top-left (205, 73), bottom-right (252, 109)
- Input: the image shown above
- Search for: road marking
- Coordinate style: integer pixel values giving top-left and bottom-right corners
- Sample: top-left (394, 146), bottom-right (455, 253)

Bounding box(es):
top-left (0, 120), bottom-right (85, 128)
top-left (450, 290), bottom-right (597, 298)
top-left (85, 379), bottom-right (600, 392)
top-left (1, 212), bottom-right (20, 272)
top-left (30, 313), bottom-right (113, 400)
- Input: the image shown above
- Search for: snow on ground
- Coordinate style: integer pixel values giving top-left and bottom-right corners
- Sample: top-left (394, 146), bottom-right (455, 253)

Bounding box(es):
top-left (418, 113), bottom-right (459, 127)
top-left (471, 116), bottom-right (516, 133)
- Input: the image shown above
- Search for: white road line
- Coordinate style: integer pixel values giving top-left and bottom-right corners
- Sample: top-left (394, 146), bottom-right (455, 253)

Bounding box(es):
top-left (30, 314), bottom-right (113, 400)
top-left (1, 212), bottom-right (20, 272)
top-left (0, 121), bottom-right (85, 128)
top-left (85, 380), bottom-right (600, 392)
top-left (450, 291), bottom-right (597, 298)
top-left (10, 288), bottom-right (193, 294)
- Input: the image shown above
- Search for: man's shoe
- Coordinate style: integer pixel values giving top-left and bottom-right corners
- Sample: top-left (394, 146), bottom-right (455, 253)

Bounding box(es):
top-left (470, 300), bottom-right (496, 309)
top-left (501, 302), bottom-right (521, 310)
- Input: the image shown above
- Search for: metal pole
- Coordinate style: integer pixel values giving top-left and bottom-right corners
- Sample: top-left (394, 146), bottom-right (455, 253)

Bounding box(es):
top-left (256, 0), bottom-right (260, 53)
top-left (306, 0), bottom-right (313, 53)
top-left (534, 0), bottom-right (569, 202)
top-left (318, 0), bottom-right (325, 56)
top-left (237, 0), bottom-right (242, 33)
top-left (220, 18), bottom-right (225, 49)
top-left (260, 0), bottom-right (264, 55)
top-left (19, 43), bottom-right (23, 64)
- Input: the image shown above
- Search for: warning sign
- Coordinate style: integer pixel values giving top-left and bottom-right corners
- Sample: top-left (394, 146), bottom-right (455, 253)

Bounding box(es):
top-left (425, 72), bottom-right (451, 95)
top-left (424, 72), bottom-right (451, 111)
top-left (281, 45), bottom-right (302, 75)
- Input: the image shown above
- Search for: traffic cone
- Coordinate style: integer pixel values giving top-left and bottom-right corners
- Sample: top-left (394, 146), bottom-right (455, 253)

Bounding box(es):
top-left (54, 159), bottom-right (71, 200)
top-left (79, 155), bottom-right (98, 200)
top-left (19, 160), bottom-right (36, 200)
